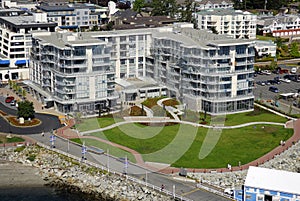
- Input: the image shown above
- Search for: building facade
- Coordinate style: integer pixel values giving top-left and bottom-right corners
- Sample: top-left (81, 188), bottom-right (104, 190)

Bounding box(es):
top-left (254, 40), bottom-right (276, 58)
top-left (147, 25), bottom-right (255, 114)
top-left (194, 0), bottom-right (234, 11)
top-left (260, 14), bottom-right (300, 37)
top-left (0, 12), bottom-right (57, 82)
top-left (36, 3), bottom-right (109, 29)
top-left (29, 29), bottom-right (152, 113)
top-left (241, 166), bottom-right (300, 201)
top-left (195, 9), bottom-right (257, 39)
top-left (30, 24), bottom-right (255, 114)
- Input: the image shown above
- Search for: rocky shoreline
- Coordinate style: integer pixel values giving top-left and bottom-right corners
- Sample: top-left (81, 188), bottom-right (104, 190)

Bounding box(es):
top-left (1, 146), bottom-right (172, 201)
top-left (188, 141), bottom-right (300, 189)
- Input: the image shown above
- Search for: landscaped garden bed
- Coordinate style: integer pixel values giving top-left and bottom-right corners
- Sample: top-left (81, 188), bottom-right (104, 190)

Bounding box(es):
top-left (162, 99), bottom-right (179, 107)
top-left (130, 105), bottom-right (146, 116)
top-left (7, 116), bottom-right (41, 127)
top-left (142, 97), bottom-right (166, 108)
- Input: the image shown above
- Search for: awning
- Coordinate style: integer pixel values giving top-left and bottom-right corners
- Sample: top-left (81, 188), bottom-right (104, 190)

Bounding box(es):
top-left (15, 60), bottom-right (27, 65)
top-left (0, 60), bottom-right (10, 65)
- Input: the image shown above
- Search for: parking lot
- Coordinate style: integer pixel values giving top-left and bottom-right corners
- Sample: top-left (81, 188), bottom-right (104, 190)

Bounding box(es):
top-left (254, 73), bottom-right (300, 101)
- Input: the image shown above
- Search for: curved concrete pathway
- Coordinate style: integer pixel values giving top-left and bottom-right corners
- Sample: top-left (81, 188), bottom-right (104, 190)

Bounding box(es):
top-left (61, 119), bottom-right (300, 174)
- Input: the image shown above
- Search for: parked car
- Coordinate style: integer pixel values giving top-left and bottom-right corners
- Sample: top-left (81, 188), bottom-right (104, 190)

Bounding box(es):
top-left (256, 81), bottom-right (266, 86)
top-left (5, 96), bottom-right (14, 103)
top-left (10, 100), bottom-right (16, 106)
top-left (262, 70), bottom-right (271, 75)
top-left (269, 86), bottom-right (279, 93)
top-left (280, 78), bottom-right (291, 83)
top-left (265, 80), bottom-right (271, 85)
top-left (291, 67), bottom-right (297, 74)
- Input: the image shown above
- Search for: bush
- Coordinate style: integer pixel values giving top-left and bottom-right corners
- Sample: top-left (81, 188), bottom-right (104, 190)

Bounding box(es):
top-left (7, 137), bottom-right (25, 143)
top-left (27, 154), bottom-right (36, 161)
top-left (14, 146), bottom-right (25, 152)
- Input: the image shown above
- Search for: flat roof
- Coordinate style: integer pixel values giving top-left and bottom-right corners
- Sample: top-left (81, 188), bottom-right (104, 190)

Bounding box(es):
top-left (245, 166), bottom-right (300, 195)
top-left (0, 15), bottom-right (56, 26)
top-left (33, 25), bottom-right (253, 50)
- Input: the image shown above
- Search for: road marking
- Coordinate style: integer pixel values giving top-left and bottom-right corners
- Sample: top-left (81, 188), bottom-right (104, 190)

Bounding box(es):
top-left (181, 188), bottom-right (200, 196)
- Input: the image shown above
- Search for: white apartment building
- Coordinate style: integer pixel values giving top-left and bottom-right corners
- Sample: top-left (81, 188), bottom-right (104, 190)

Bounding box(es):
top-left (194, 0), bottom-right (234, 11)
top-left (254, 40), bottom-right (276, 57)
top-left (29, 24), bottom-right (255, 114)
top-left (36, 4), bottom-right (109, 29)
top-left (260, 14), bottom-right (300, 37)
top-left (147, 25), bottom-right (255, 114)
top-left (0, 12), bottom-right (57, 82)
top-left (29, 29), bottom-right (151, 113)
top-left (195, 9), bottom-right (257, 39)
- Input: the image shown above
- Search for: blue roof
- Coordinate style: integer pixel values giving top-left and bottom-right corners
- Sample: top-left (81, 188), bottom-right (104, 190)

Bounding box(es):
top-left (0, 60), bottom-right (10, 65)
top-left (15, 60), bottom-right (27, 65)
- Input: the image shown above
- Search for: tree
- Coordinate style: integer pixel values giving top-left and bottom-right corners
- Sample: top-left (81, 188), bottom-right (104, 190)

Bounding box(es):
top-left (290, 42), bottom-right (300, 58)
top-left (151, 0), bottom-right (178, 17)
top-left (269, 60), bottom-right (277, 71)
top-left (180, 0), bottom-right (194, 22)
top-left (133, 0), bottom-right (145, 13)
top-left (210, 26), bottom-right (218, 34)
top-left (17, 100), bottom-right (35, 120)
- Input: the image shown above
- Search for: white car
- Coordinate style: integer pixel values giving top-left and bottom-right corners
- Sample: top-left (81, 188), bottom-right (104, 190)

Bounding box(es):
top-left (280, 78), bottom-right (291, 83)
top-left (262, 70), bottom-right (271, 75)
top-left (291, 67), bottom-right (297, 74)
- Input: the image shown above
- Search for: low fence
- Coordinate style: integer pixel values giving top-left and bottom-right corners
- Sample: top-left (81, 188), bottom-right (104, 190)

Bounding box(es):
top-left (36, 142), bottom-right (193, 201)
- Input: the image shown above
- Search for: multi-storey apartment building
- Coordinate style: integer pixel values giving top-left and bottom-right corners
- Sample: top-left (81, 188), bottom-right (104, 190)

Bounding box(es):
top-left (30, 24), bottom-right (255, 114)
top-left (259, 14), bottom-right (300, 37)
top-left (29, 29), bottom-right (152, 113)
top-left (194, 0), bottom-right (234, 11)
top-left (148, 25), bottom-right (255, 114)
top-left (36, 3), bottom-right (109, 29)
top-left (0, 12), bottom-right (57, 82)
top-left (195, 9), bottom-right (257, 39)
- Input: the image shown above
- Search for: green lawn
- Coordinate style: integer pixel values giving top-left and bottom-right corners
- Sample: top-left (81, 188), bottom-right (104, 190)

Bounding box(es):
top-left (71, 138), bottom-right (136, 163)
top-left (173, 125), bottom-right (292, 168)
top-left (256, 35), bottom-right (276, 41)
top-left (90, 123), bottom-right (293, 168)
top-left (223, 107), bottom-right (288, 126)
top-left (76, 117), bottom-right (123, 132)
top-left (0, 135), bottom-right (25, 144)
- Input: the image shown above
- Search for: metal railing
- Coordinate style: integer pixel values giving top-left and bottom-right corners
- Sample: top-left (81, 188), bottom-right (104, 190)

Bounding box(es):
top-left (36, 142), bottom-right (193, 201)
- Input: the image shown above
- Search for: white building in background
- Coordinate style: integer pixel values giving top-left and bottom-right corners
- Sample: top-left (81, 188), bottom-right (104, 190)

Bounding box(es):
top-left (243, 166), bottom-right (300, 201)
top-left (194, 0), bottom-right (234, 11)
top-left (259, 14), bottom-right (300, 37)
top-left (29, 23), bottom-right (255, 115)
top-left (254, 40), bottom-right (277, 57)
top-left (0, 12), bottom-right (57, 82)
top-left (195, 9), bottom-right (257, 39)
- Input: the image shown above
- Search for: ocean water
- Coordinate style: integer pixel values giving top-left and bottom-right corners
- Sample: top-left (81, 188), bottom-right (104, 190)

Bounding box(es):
top-left (0, 186), bottom-right (98, 201)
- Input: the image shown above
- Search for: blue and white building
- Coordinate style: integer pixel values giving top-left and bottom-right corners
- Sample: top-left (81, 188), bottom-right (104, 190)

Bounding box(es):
top-left (242, 166), bottom-right (300, 201)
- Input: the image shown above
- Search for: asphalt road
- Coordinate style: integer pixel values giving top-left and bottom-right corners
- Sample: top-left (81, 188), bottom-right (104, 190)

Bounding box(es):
top-left (0, 97), bottom-right (61, 134)
top-left (254, 73), bottom-right (300, 101)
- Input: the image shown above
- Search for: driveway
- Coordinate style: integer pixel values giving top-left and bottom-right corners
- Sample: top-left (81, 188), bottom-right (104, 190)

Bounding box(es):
top-left (0, 100), bottom-right (62, 134)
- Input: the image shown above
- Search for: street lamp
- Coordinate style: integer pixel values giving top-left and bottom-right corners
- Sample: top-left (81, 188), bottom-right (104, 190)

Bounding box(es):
top-left (50, 130), bottom-right (56, 148)
top-left (81, 141), bottom-right (87, 161)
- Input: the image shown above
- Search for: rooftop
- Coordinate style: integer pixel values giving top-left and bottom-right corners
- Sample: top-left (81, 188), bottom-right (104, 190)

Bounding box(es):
top-left (32, 25), bottom-right (253, 50)
top-left (0, 15), bottom-right (56, 26)
top-left (196, 8), bottom-right (254, 16)
top-left (245, 166), bottom-right (300, 195)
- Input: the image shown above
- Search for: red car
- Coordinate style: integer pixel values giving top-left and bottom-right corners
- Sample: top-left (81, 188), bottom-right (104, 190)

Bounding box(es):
top-left (5, 96), bottom-right (14, 103)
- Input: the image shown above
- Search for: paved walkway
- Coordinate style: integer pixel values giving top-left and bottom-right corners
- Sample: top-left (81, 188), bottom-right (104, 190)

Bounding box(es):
top-left (157, 98), bottom-right (181, 121)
